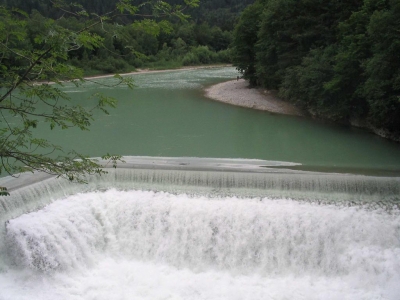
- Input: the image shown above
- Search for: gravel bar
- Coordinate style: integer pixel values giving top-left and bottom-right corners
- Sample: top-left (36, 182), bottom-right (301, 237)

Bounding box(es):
top-left (205, 79), bottom-right (303, 116)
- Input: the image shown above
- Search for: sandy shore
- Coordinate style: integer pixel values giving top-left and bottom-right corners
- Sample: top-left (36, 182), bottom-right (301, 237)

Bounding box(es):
top-left (205, 79), bottom-right (303, 116)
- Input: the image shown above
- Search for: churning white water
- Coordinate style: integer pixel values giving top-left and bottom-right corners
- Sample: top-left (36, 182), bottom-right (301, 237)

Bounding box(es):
top-left (1, 188), bottom-right (400, 300)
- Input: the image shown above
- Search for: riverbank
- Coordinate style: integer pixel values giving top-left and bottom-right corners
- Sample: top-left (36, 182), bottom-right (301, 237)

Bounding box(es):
top-left (39, 65), bottom-right (232, 85)
top-left (205, 79), bottom-right (400, 142)
top-left (205, 79), bottom-right (304, 116)
top-left (84, 64), bottom-right (232, 81)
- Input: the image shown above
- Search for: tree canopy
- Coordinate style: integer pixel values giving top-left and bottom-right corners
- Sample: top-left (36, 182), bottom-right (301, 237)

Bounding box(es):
top-left (232, 0), bottom-right (400, 139)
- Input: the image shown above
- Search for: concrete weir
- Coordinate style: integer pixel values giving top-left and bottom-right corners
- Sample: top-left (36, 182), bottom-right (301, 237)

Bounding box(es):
top-left (1, 157), bottom-right (400, 300)
top-left (1, 157), bottom-right (399, 225)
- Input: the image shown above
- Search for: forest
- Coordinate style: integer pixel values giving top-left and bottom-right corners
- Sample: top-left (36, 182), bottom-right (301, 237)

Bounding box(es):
top-left (0, 0), bottom-right (254, 75)
top-left (232, 0), bottom-right (400, 139)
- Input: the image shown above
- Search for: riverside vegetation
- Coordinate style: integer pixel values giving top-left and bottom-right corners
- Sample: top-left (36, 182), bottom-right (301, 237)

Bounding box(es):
top-left (0, 0), bottom-right (254, 74)
top-left (232, 0), bottom-right (400, 140)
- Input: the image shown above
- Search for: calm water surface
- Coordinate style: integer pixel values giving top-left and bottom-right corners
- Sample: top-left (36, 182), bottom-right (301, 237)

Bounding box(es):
top-left (39, 67), bottom-right (400, 174)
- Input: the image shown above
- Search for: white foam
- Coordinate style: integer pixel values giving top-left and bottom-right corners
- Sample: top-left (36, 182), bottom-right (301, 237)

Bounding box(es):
top-left (0, 258), bottom-right (393, 300)
top-left (2, 189), bottom-right (400, 299)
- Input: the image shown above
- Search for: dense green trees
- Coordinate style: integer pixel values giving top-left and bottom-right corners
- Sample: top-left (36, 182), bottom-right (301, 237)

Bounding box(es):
top-left (232, 2), bottom-right (263, 86)
top-left (187, 0), bottom-right (255, 31)
top-left (233, 0), bottom-right (400, 138)
top-left (362, 0), bottom-right (400, 132)
top-left (0, 0), bottom-right (254, 74)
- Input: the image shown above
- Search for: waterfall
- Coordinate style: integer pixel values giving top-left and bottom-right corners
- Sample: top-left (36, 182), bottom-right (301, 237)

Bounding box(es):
top-left (6, 189), bottom-right (400, 276)
top-left (1, 157), bottom-right (400, 300)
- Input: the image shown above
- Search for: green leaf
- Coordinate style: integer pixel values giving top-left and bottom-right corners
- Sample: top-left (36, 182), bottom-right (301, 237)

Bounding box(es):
top-left (0, 187), bottom-right (10, 196)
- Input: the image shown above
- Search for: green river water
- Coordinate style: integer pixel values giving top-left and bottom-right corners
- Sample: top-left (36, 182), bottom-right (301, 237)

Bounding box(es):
top-left (38, 67), bottom-right (400, 175)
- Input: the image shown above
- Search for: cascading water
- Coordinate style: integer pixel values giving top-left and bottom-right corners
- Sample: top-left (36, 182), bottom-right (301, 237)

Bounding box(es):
top-left (1, 157), bottom-right (400, 300)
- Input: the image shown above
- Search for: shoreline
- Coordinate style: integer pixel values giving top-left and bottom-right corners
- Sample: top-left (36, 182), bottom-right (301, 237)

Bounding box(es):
top-left (205, 79), bottom-right (400, 142)
top-left (205, 79), bottom-right (304, 116)
top-left (84, 64), bottom-right (233, 80)
top-left (39, 64), bottom-right (232, 85)
top-left (90, 67), bottom-right (303, 118)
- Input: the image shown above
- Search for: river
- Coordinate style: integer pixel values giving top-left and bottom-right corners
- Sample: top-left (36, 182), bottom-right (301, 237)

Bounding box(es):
top-left (38, 67), bottom-right (400, 174)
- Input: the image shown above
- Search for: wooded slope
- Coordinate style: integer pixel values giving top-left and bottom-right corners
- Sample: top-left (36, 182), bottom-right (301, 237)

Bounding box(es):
top-left (232, 0), bottom-right (400, 139)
